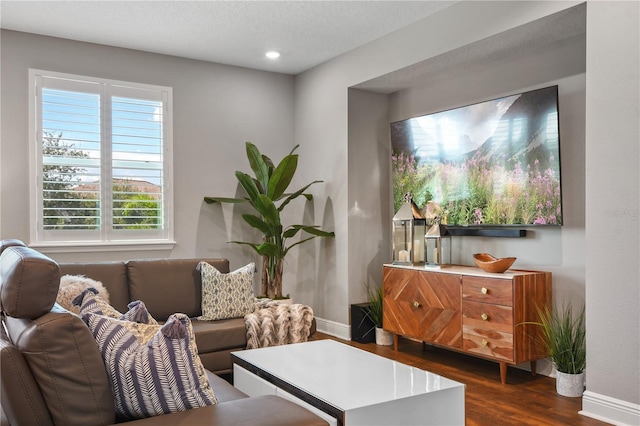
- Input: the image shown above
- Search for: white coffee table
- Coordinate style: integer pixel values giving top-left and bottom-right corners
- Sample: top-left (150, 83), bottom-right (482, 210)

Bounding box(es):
top-left (231, 339), bottom-right (465, 426)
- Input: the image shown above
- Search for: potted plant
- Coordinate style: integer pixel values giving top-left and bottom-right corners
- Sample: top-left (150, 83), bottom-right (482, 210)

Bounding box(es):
top-left (532, 301), bottom-right (586, 397)
top-left (204, 142), bottom-right (335, 300)
top-left (365, 285), bottom-right (393, 346)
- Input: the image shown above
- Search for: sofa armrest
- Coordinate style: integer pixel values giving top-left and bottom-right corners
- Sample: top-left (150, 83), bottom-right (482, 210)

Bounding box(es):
top-left (115, 395), bottom-right (328, 426)
top-left (0, 338), bottom-right (53, 426)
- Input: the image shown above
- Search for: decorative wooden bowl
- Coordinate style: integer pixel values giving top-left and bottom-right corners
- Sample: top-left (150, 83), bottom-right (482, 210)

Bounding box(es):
top-left (473, 253), bottom-right (516, 273)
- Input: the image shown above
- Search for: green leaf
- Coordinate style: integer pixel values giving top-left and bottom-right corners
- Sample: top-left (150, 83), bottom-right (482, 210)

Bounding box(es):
top-left (242, 214), bottom-right (273, 235)
top-left (204, 196), bottom-right (247, 204)
top-left (236, 171), bottom-right (261, 203)
top-left (262, 154), bottom-right (275, 172)
top-left (283, 227), bottom-right (301, 238)
top-left (268, 154), bottom-right (298, 200)
top-left (246, 142), bottom-right (269, 193)
top-left (278, 180), bottom-right (322, 210)
top-left (255, 241), bottom-right (282, 258)
top-left (229, 241), bottom-right (262, 254)
top-left (255, 194), bottom-right (280, 226)
top-left (294, 225), bottom-right (335, 238)
top-left (288, 144), bottom-right (300, 155)
top-left (251, 177), bottom-right (265, 194)
top-left (283, 236), bottom-right (315, 256)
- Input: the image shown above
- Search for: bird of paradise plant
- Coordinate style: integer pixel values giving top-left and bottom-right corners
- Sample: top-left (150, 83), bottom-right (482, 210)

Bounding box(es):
top-left (204, 142), bottom-right (335, 299)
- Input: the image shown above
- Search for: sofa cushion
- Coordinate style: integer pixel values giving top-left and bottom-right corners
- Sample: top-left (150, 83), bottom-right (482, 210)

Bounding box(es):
top-left (82, 311), bottom-right (217, 421)
top-left (198, 262), bottom-right (255, 321)
top-left (127, 258), bottom-right (230, 320)
top-left (205, 371), bottom-right (247, 403)
top-left (59, 261), bottom-right (129, 312)
top-left (125, 395), bottom-right (329, 426)
top-left (191, 317), bottom-right (248, 353)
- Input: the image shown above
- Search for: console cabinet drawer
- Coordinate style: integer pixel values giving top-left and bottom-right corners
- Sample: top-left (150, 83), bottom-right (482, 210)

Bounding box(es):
top-left (462, 276), bottom-right (513, 306)
top-left (462, 301), bottom-right (513, 333)
top-left (463, 326), bottom-right (514, 362)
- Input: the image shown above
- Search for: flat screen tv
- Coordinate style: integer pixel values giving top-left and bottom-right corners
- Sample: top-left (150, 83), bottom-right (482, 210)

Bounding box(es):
top-left (390, 85), bottom-right (562, 227)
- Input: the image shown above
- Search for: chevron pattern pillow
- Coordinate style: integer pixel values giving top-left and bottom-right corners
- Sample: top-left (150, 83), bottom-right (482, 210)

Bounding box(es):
top-left (82, 312), bottom-right (216, 421)
top-left (198, 262), bottom-right (255, 320)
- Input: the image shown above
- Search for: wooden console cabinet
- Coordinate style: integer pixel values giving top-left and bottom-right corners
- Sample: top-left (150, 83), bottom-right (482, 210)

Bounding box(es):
top-left (382, 264), bottom-right (551, 384)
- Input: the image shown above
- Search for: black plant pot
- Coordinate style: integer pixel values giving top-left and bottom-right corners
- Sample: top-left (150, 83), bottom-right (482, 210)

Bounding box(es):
top-left (350, 303), bottom-right (376, 343)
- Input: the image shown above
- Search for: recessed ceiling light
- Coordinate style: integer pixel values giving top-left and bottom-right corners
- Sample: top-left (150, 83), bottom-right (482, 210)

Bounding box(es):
top-left (265, 51), bottom-right (281, 59)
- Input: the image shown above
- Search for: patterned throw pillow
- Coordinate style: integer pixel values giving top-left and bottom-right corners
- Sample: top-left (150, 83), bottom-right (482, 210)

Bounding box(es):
top-left (82, 312), bottom-right (217, 421)
top-left (73, 287), bottom-right (158, 325)
top-left (198, 262), bottom-right (255, 321)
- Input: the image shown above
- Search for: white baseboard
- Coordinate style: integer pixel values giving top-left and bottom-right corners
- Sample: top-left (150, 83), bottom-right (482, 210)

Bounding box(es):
top-left (315, 317), bottom-right (351, 341)
top-left (580, 390), bottom-right (640, 425)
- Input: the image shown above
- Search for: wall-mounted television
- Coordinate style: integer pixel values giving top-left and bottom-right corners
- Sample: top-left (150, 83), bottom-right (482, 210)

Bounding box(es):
top-left (390, 85), bottom-right (562, 227)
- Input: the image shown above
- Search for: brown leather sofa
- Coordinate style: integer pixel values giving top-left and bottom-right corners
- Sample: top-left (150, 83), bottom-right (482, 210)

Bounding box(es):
top-left (58, 257), bottom-right (244, 375)
top-left (0, 240), bottom-right (327, 426)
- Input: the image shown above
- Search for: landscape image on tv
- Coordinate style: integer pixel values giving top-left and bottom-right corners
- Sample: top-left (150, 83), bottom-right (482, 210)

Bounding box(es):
top-left (391, 85), bottom-right (562, 226)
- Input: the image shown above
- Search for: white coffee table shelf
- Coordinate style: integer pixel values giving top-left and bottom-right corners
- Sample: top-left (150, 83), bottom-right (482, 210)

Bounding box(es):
top-left (232, 339), bottom-right (465, 426)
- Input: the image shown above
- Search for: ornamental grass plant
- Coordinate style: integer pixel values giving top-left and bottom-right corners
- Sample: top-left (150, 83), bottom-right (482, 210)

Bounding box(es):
top-left (534, 302), bottom-right (586, 375)
top-left (365, 285), bottom-right (384, 328)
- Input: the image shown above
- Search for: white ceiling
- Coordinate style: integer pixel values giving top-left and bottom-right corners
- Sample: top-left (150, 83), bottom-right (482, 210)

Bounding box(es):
top-left (0, 0), bottom-right (457, 75)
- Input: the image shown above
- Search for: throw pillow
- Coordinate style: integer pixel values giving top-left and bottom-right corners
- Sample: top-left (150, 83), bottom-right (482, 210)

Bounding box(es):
top-left (81, 311), bottom-right (216, 421)
top-left (72, 287), bottom-right (158, 325)
top-left (57, 274), bottom-right (110, 314)
top-left (198, 262), bottom-right (255, 321)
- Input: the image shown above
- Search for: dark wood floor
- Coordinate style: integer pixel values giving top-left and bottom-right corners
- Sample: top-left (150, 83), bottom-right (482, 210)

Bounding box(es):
top-left (311, 332), bottom-right (607, 426)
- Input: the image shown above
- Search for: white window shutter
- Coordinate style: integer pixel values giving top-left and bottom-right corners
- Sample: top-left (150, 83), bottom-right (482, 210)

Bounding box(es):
top-left (30, 70), bottom-right (173, 247)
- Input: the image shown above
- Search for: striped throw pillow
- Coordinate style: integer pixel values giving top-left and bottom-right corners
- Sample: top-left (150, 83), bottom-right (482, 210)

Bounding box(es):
top-left (82, 312), bottom-right (216, 421)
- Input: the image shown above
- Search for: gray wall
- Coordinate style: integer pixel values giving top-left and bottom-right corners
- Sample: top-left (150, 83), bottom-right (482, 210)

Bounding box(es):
top-left (585, 0), bottom-right (640, 414)
top-left (296, 0), bottom-right (638, 422)
top-left (347, 89), bottom-right (390, 304)
top-left (0, 30), bottom-right (295, 282)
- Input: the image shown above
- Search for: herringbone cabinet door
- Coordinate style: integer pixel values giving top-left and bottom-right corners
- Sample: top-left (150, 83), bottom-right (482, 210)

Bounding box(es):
top-left (383, 267), bottom-right (462, 348)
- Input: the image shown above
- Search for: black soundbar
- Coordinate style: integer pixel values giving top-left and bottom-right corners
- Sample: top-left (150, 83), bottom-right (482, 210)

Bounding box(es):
top-left (446, 228), bottom-right (527, 238)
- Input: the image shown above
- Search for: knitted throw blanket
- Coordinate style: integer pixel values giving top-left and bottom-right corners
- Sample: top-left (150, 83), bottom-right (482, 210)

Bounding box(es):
top-left (245, 300), bottom-right (314, 349)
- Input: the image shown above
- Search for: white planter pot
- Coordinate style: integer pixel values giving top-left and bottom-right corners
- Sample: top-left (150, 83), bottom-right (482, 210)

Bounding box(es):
top-left (556, 371), bottom-right (585, 397)
top-left (375, 327), bottom-right (393, 346)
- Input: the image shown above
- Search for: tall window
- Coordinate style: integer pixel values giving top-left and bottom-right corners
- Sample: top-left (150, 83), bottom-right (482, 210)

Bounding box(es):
top-left (30, 70), bottom-right (173, 248)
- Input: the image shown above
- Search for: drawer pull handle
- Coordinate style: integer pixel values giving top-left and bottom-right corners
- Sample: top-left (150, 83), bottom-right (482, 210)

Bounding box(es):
top-left (481, 339), bottom-right (489, 347)
top-left (481, 287), bottom-right (488, 295)
top-left (413, 301), bottom-right (420, 308)
top-left (481, 313), bottom-right (488, 321)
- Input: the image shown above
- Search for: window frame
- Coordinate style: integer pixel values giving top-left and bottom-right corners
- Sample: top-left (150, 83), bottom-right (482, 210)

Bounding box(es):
top-left (29, 69), bottom-right (175, 252)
